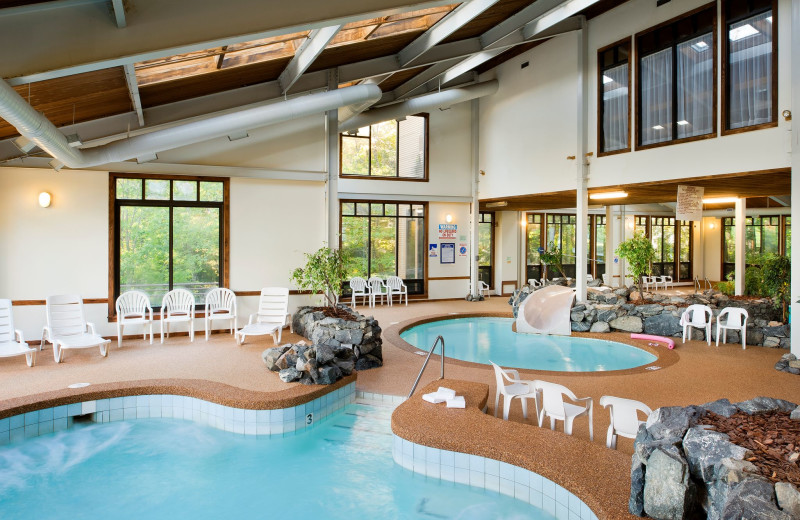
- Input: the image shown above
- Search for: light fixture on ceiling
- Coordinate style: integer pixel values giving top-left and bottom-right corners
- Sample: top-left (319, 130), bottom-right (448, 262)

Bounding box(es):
top-left (38, 191), bottom-right (52, 208)
top-left (445, 214), bottom-right (453, 223)
top-left (729, 24), bottom-right (758, 41)
top-left (12, 136), bottom-right (36, 153)
top-left (589, 191), bottom-right (628, 200)
top-left (702, 196), bottom-right (738, 204)
top-left (485, 201), bottom-right (508, 208)
top-left (602, 75), bottom-right (613, 84)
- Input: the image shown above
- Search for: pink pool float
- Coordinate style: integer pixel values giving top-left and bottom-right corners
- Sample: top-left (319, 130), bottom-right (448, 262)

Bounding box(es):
top-left (630, 333), bottom-right (675, 350)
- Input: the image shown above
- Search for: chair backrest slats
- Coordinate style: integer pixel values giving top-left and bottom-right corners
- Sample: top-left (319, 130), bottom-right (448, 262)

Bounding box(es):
top-left (162, 289), bottom-right (195, 318)
top-left (116, 291), bottom-right (152, 320)
top-left (349, 277), bottom-right (367, 293)
top-left (46, 295), bottom-right (87, 337)
top-left (386, 276), bottom-right (404, 291)
top-left (0, 299), bottom-right (14, 343)
top-left (206, 288), bottom-right (236, 314)
top-left (257, 288), bottom-right (289, 324)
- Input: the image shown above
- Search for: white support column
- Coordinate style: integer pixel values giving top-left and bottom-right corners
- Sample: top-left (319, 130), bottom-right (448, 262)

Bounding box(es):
top-left (574, 17), bottom-right (589, 302)
top-left (791, 0), bottom-right (800, 356)
top-left (734, 198), bottom-right (746, 296)
top-left (470, 99), bottom-right (480, 298)
top-left (605, 204), bottom-right (614, 284)
top-left (326, 69), bottom-right (339, 249)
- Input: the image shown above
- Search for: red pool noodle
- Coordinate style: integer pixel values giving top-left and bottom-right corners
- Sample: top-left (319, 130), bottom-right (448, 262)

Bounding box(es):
top-left (630, 333), bottom-right (675, 350)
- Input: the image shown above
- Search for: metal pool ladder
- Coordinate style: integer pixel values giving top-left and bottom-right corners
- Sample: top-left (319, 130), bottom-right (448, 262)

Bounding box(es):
top-left (407, 335), bottom-right (445, 399)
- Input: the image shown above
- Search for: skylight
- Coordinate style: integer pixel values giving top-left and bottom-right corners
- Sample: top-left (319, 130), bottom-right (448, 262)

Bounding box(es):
top-left (729, 24), bottom-right (759, 41)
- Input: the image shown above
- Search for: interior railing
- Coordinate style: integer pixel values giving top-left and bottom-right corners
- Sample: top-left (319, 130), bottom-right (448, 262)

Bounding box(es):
top-left (407, 335), bottom-right (445, 399)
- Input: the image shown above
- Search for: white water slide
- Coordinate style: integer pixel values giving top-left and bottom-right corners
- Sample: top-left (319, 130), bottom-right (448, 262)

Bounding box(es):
top-left (516, 285), bottom-right (576, 336)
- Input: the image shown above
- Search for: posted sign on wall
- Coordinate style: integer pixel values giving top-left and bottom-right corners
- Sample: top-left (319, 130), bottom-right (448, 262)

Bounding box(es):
top-left (438, 224), bottom-right (457, 240)
top-left (676, 185), bottom-right (704, 222)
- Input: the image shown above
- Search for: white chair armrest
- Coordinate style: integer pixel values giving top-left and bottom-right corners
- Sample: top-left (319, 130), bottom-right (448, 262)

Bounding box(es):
top-left (573, 396), bottom-right (593, 409)
top-left (42, 326), bottom-right (51, 342)
top-left (15, 329), bottom-right (24, 343)
top-left (87, 322), bottom-right (98, 335)
top-left (503, 368), bottom-right (521, 380)
top-left (248, 314), bottom-right (257, 325)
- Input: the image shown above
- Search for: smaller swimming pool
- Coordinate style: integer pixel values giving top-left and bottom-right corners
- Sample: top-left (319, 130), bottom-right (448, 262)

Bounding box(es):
top-left (400, 317), bottom-right (657, 372)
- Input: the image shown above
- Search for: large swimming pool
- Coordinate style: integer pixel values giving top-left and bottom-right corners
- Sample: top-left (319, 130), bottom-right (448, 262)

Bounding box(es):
top-left (0, 402), bottom-right (549, 520)
top-left (400, 317), bottom-right (657, 372)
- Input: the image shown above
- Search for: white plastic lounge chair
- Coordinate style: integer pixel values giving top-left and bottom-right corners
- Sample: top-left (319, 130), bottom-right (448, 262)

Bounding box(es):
top-left (349, 277), bottom-right (370, 307)
top-left (716, 307), bottom-right (749, 349)
top-left (386, 276), bottom-right (409, 305)
top-left (367, 277), bottom-right (389, 307)
top-left (160, 289), bottom-right (195, 344)
top-left (478, 281), bottom-right (491, 299)
top-left (535, 380), bottom-right (593, 440)
top-left (235, 287), bottom-right (289, 346)
top-left (490, 361), bottom-right (539, 421)
top-left (0, 299), bottom-right (36, 367)
top-left (42, 295), bottom-right (110, 363)
top-left (599, 396), bottom-right (652, 449)
top-left (205, 288), bottom-right (237, 341)
top-left (680, 304), bottom-right (713, 345)
top-left (115, 290), bottom-right (153, 347)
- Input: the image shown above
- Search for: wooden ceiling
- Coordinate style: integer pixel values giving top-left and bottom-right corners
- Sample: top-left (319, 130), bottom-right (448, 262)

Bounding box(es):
top-left (479, 169), bottom-right (792, 212)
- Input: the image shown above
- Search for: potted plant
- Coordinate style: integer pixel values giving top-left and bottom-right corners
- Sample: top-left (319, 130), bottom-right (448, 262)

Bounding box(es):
top-left (290, 246), bottom-right (349, 317)
top-left (615, 232), bottom-right (656, 299)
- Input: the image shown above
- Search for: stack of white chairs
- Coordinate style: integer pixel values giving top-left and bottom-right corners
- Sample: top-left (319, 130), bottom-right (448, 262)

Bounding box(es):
top-left (42, 294), bottom-right (110, 363)
top-left (160, 289), bottom-right (195, 343)
top-left (0, 299), bottom-right (36, 367)
top-left (115, 290), bottom-right (153, 347)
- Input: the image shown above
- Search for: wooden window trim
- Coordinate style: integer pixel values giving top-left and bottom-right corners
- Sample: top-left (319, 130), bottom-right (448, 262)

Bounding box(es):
top-left (108, 172), bottom-right (230, 320)
top-left (597, 37), bottom-right (632, 158)
top-left (339, 113), bottom-right (429, 181)
top-left (634, 2), bottom-right (718, 150)
top-left (720, 0), bottom-right (778, 136)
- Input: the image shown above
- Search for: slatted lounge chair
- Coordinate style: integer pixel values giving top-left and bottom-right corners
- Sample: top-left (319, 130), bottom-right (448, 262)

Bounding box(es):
top-left (0, 299), bottom-right (36, 366)
top-left (235, 287), bottom-right (289, 346)
top-left (42, 294), bottom-right (110, 363)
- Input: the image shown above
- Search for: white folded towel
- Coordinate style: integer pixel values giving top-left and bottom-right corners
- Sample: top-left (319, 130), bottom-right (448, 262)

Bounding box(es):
top-left (436, 387), bottom-right (457, 400)
top-left (446, 396), bottom-right (465, 408)
top-left (422, 392), bottom-right (446, 404)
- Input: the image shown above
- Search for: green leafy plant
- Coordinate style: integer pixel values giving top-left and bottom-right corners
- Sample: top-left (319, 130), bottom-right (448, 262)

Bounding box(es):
top-left (290, 246), bottom-right (349, 308)
top-left (761, 253), bottom-right (791, 321)
top-left (539, 245), bottom-right (566, 279)
top-left (615, 232), bottom-right (656, 297)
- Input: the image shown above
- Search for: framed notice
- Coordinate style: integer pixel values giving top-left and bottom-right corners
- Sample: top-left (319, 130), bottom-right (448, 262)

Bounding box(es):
top-left (676, 185), bottom-right (704, 221)
top-left (440, 242), bottom-right (455, 264)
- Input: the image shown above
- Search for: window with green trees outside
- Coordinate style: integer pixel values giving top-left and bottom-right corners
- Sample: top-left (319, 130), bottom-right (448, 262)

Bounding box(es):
top-left (340, 115), bottom-right (427, 179)
top-left (111, 174), bottom-right (228, 311)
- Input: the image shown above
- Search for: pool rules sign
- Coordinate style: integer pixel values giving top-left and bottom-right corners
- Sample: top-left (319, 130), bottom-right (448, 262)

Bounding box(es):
top-left (438, 224), bottom-right (457, 240)
top-left (676, 185), bottom-right (704, 222)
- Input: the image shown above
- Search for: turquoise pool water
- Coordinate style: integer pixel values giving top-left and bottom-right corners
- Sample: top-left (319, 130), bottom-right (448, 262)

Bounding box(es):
top-left (400, 317), bottom-right (657, 372)
top-left (0, 403), bottom-right (550, 520)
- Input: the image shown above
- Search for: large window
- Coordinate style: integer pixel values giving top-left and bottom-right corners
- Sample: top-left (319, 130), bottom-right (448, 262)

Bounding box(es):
top-left (598, 39), bottom-right (631, 155)
top-left (634, 215), bottom-right (693, 280)
top-left (478, 212), bottom-right (494, 287)
top-left (721, 215), bottom-right (789, 278)
top-left (110, 174), bottom-right (229, 313)
top-left (527, 213), bottom-right (607, 281)
top-left (636, 5), bottom-right (716, 148)
top-left (340, 201), bottom-right (426, 295)
top-left (591, 216), bottom-right (607, 279)
top-left (526, 213), bottom-right (543, 282)
top-left (723, 0), bottom-right (776, 132)
top-left (340, 115), bottom-right (428, 179)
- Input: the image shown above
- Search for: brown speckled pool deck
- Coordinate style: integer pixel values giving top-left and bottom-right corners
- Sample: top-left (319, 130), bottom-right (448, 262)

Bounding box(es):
top-left (0, 298), bottom-right (796, 519)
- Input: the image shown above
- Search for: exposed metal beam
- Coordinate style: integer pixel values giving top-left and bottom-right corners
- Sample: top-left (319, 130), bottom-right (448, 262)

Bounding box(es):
top-left (1, 0), bottom-right (454, 84)
top-left (123, 64), bottom-right (145, 126)
top-left (111, 0), bottom-right (126, 28)
top-left (278, 25), bottom-right (341, 93)
top-left (479, 0), bottom-right (564, 49)
top-left (382, 59), bottom-right (461, 102)
top-left (398, 0), bottom-right (500, 67)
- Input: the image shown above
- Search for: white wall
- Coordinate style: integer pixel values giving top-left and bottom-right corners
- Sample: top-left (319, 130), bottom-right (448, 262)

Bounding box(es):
top-left (427, 202), bottom-right (472, 298)
top-left (494, 211), bottom-right (522, 294)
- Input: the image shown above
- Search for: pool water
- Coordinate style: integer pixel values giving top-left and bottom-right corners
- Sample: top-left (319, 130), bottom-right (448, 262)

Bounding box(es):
top-left (0, 402), bottom-right (550, 520)
top-left (400, 317), bottom-right (657, 372)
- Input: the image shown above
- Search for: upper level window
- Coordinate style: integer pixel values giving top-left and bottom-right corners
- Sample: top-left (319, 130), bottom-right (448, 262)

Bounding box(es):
top-left (110, 174), bottom-right (229, 314)
top-left (723, 0), bottom-right (776, 132)
top-left (598, 39), bottom-right (631, 155)
top-left (636, 5), bottom-right (716, 148)
top-left (340, 114), bottom-right (428, 180)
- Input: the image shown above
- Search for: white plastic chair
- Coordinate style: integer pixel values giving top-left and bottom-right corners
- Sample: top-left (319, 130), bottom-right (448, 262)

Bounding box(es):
top-left (367, 277), bottom-right (389, 307)
top-left (478, 280), bottom-right (491, 299)
top-left (160, 289), bottom-right (195, 344)
top-left (534, 380), bottom-right (593, 440)
top-left (115, 290), bottom-right (153, 347)
top-left (235, 287), bottom-right (289, 346)
top-left (205, 288), bottom-right (237, 340)
top-left (349, 277), bottom-right (370, 307)
top-left (0, 299), bottom-right (36, 367)
top-left (42, 295), bottom-right (110, 363)
top-left (680, 304), bottom-right (713, 345)
top-left (490, 361), bottom-right (539, 421)
top-left (716, 307), bottom-right (749, 349)
top-left (661, 275), bottom-right (673, 290)
top-left (386, 276), bottom-right (409, 305)
top-left (599, 396), bottom-right (652, 450)
top-left (642, 275), bottom-right (654, 291)
top-left (586, 274), bottom-right (594, 283)
top-left (528, 278), bottom-right (541, 288)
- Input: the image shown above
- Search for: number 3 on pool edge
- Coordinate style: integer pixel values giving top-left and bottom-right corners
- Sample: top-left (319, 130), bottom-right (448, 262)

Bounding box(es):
top-left (306, 413), bottom-right (313, 425)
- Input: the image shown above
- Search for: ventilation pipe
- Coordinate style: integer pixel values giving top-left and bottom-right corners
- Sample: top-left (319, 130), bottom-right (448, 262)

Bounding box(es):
top-left (338, 80), bottom-right (499, 133)
top-left (0, 80), bottom-right (382, 169)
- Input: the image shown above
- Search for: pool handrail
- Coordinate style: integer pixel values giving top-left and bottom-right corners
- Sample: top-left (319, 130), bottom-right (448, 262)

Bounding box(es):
top-left (407, 335), bottom-right (445, 399)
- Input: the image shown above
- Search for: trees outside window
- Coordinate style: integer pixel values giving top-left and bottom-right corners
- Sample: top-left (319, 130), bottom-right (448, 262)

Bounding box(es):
top-left (340, 115), bottom-right (428, 179)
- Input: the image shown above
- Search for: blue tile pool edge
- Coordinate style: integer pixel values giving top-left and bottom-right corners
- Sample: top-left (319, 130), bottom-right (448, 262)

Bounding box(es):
top-left (0, 382), bottom-right (356, 444)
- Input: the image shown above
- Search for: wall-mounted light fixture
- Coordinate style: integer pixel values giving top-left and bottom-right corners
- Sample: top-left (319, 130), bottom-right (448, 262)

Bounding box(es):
top-left (782, 109), bottom-right (791, 121)
top-left (520, 218), bottom-right (527, 228)
top-left (626, 220), bottom-right (635, 230)
top-left (590, 191), bottom-right (628, 200)
top-left (38, 191), bottom-right (52, 208)
top-left (709, 222), bottom-right (716, 229)
top-left (445, 214), bottom-right (453, 223)
top-left (485, 201), bottom-right (507, 208)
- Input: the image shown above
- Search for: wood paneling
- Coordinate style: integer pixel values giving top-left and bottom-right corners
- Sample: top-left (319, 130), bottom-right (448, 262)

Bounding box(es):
top-left (479, 169), bottom-right (792, 212)
top-left (308, 32), bottom-right (421, 73)
top-left (0, 68), bottom-right (131, 139)
top-left (442, 0), bottom-right (535, 44)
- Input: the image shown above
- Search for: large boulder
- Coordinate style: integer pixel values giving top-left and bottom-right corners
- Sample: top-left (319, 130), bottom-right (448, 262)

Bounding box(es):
top-left (644, 313), bottom-right (682, 337)
top-left (720, 478), bottom-right (791, 520)
top-left (630, 452), bottom-right (647, 516)
top-left (279, 367), bottom-right (301, 382)
top-left (610, 315), bottom-right (644, 333)
top-left (682, 427), bottom-right (749, 482)
top-left (707, 459), bottom-right (760, 520)
top-left (775, 483), bottom-right (800, 518)
top-left (735, 397), bottom-right (797, 415)
top-left (643, 448), bottom-right (696, 520)
top-left (645, 406), bottom-right (701, 441)
top-left (262, 345), bottom-right (290, 371)
top-left (701, 399), bottom-right (739, 418)
top-left (590, 321), bottom-right (610, 333)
